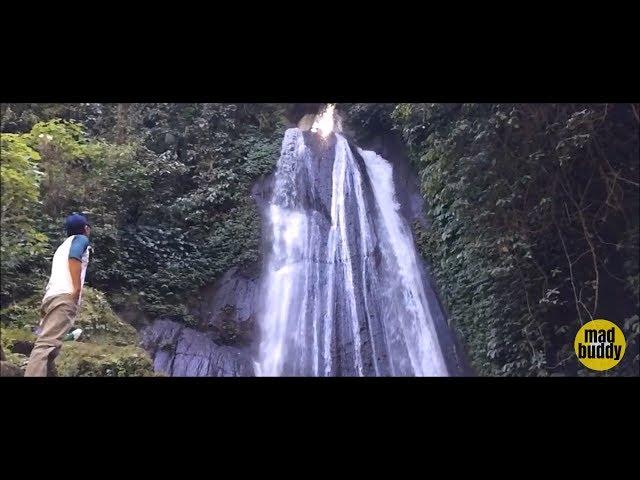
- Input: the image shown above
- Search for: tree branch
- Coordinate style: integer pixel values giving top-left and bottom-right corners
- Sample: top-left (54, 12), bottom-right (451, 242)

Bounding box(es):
top-left (556, 220), bottom-right (583, 325)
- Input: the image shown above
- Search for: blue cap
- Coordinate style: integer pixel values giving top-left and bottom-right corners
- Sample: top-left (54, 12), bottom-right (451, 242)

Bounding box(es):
top-left (64, 213), bottom-right (88, 236)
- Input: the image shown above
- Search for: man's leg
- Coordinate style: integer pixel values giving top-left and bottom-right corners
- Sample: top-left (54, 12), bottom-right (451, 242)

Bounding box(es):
top-left (47, 348), bottom-right (61, 377)
top-left (24, 295), bottom-right (77, 377)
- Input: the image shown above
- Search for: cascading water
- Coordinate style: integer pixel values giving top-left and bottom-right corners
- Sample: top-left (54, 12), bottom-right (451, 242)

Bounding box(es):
top-left (256, 108), bottom-right (451, 377)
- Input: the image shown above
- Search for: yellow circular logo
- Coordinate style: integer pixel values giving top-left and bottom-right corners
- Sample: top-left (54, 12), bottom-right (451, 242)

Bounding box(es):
top-left (574, 319), bottom-right (626, 371)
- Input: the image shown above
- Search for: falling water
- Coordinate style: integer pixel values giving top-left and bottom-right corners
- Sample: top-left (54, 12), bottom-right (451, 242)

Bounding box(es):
top-left (256, 122), bottom-right (450, 376)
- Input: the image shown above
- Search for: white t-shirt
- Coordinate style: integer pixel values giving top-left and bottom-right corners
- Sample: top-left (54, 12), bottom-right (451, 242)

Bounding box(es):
top-left (42, 235), bottom-right (91, 305)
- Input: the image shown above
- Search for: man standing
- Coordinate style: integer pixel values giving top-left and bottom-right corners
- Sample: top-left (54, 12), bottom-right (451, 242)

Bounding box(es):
top-left (24, 214), bottom-right (92, 377)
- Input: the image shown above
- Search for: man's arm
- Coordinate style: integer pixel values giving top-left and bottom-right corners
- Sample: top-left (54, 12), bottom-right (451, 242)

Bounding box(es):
top-left (68, 258), bottom-right (82, 302)
top-left (68, 234), bottom-right (89, 302)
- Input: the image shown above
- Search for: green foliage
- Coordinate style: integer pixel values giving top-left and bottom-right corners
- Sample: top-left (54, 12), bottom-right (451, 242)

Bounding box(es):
top-left (212, 304), bottom-right (255, 346)
top-left (0, 325), bottom-right (36, 353)
top-left (2, 118), bottom-right (140, 305)
top-left (389, 103), bottom-right (639, 376)
top-left (0, 296), bottom-right (40, 328)
top-left (340, 103), bottom-right (396, 143)
top-left (56, 343), bottom-right (154, 377)
top-left (7, 102), bottom-right (635, 377)
top-left (0, 286), bottom-right (154, 376)
top-left (1, 103), bottom-right (287, 375)
top-left (344, 102), bottom-right (638, 376)
top-left (0, 131), bottom-right (48, 301)
top-left (1, 104), bottom-right (287, 326)
top-left (83, 103), bottom-right (285, 319)
top-left (1, 286), bottom-right (137, 345)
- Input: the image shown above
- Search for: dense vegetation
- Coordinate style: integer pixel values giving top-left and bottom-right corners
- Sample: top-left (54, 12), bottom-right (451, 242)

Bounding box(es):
top-left (1, 103), bottom-right (287, 324)
top-left (2, 102), bottom-right (638, 376)
top-left (344, 103), bottom-right (639, 376)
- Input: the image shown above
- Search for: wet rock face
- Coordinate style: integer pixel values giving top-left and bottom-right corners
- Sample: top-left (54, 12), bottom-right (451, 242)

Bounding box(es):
top-left (299, 131), bottom-right (338, 222)
top-left (139, 319), bottom-right (254, 377)
top-left (138, 193), bottom-right (267, 376)
top-left (192, 266), bottom-right (260, 349)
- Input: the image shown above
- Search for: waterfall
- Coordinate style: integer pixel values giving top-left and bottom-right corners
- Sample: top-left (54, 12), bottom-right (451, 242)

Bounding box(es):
top-left (256, 127), bottom-right (450, 376)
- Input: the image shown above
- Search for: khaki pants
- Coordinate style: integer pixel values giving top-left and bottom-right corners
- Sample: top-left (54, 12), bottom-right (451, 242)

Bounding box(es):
top-left (24, 294), bottom-right (78, 377)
